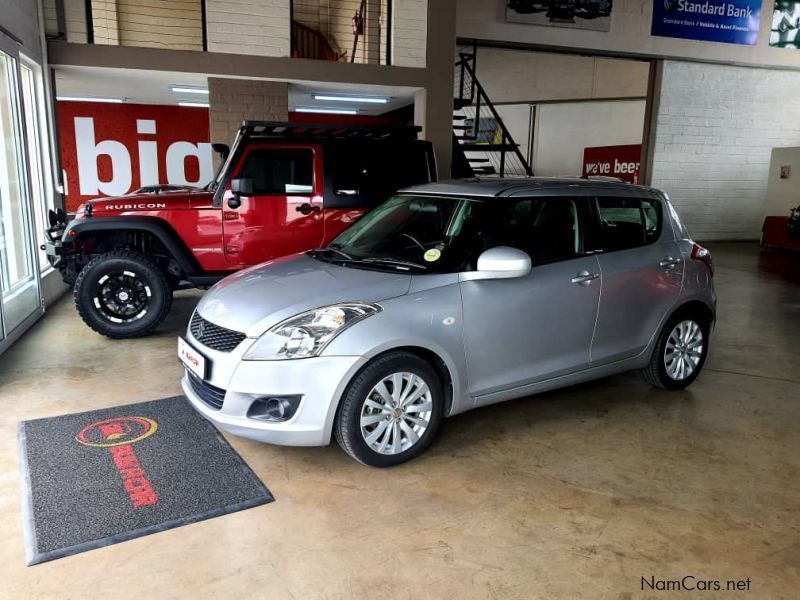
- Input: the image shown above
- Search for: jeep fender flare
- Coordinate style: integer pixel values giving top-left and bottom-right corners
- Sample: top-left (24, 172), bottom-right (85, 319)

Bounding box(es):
top-left (64, 216), bottom-right (202, 276)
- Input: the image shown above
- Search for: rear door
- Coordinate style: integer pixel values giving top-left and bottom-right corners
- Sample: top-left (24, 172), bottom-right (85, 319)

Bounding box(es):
top-left (589, 195), bottom-right (684, 365)
top-left (221, 144), bottom-right (324, 266)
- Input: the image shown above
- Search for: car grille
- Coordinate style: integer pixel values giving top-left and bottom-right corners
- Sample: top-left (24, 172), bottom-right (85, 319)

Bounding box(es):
top-left (187, 371), bottom-right (226, 410)
top-left (190, 311), bottom-right (246, 353)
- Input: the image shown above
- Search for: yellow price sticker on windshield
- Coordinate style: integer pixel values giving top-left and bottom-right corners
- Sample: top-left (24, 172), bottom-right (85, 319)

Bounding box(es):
top-left (424, 248), bottom-right (441, 262)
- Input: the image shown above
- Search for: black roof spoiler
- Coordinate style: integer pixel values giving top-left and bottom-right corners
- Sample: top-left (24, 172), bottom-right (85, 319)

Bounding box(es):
top-left (238, 120), bottom-right (422, 141)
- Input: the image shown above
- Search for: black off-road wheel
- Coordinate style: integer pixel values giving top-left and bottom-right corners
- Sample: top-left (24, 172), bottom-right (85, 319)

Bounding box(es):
top-left (334, 351), bottom-right (444, 467)
top-left (73, 250), bottom-right (172, 339)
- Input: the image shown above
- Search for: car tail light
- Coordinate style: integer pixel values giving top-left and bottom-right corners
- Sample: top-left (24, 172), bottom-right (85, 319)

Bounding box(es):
top-left (691, 243), bottom-right (713, 278)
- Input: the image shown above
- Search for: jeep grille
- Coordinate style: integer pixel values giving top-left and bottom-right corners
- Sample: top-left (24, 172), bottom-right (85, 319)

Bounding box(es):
top-left (190, 312), bottom-right (246, 353)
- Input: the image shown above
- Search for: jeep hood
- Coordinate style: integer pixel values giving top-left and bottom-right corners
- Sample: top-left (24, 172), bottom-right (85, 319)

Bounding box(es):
top-left (81, 188), bottom-right (213, 215)
top-left (197, 254), bottom-right (412, 337)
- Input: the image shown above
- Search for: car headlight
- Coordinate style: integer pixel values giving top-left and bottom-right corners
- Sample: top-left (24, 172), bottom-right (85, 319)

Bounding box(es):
top-left (243, 303), bottom-right (382, 361)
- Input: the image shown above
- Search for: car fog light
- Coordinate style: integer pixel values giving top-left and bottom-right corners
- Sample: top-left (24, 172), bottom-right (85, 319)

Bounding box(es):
top-left (247, 396), bottom-right (301, 422)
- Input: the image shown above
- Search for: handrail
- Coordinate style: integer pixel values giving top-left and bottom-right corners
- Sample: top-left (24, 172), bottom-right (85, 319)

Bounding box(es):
top-left (291, 21), bottom-right (341, 62)
top-left (454, 55), bottom-right (533, 176)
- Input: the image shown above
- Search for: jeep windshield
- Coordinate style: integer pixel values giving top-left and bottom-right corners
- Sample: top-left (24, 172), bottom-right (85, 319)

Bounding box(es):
top-left (311, 194), bottom-right (482, 274)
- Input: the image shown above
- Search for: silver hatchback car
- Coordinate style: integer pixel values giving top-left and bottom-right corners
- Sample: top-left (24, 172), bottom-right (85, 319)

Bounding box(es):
top-left (179, 179), bottom-right (716, 466)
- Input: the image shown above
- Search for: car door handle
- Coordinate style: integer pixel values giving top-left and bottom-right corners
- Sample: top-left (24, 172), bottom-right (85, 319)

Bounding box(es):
top-left (296, 203), bottom-right (321, 215)
top-left (571, 271), bottom-right (599, 286)
top-left (659, 257), bottom-right (681, 268)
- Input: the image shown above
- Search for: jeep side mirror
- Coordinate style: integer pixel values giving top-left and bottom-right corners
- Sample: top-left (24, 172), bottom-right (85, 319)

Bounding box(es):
top-left (231, 176), bottom-right (253, 196)
top-left (212, 143), bottom-right (230, 161)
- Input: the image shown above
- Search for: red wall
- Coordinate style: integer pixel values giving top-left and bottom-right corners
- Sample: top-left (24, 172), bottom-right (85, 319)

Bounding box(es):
top-left (58, 102), bottom-right (210, 211)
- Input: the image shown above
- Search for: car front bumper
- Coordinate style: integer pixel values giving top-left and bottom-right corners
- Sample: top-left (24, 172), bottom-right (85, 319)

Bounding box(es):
top-left (181, 344), bottom-right (367, 446)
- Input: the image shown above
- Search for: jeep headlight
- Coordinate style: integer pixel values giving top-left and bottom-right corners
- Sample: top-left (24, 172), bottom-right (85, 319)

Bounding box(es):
top-left (243, 303), bottom-right (381, 361)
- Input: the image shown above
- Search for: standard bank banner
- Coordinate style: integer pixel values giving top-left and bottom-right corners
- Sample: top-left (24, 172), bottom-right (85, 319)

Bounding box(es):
top-left (651, 0), bottom-right (762, 45)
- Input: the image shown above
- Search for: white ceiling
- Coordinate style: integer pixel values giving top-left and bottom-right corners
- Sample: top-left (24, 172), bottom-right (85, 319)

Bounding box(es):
top-left (54, 66), bottom-right (417, 115)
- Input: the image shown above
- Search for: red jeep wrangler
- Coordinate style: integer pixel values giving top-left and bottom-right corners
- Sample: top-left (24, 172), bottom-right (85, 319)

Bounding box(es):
top-left (45, 122), bottom-right (436, 338)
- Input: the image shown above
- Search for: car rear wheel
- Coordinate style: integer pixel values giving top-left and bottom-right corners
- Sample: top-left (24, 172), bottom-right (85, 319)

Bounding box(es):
top-left (334, 351), bottom-right (443, 467)
top-left (74, 250), bottom-right (172, 339)
top-left (641, 313), bottom-right (710, 390)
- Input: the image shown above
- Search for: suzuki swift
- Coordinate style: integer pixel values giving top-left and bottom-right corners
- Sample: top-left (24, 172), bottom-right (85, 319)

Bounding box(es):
top-left (179, 179), bottom-right (716, 467)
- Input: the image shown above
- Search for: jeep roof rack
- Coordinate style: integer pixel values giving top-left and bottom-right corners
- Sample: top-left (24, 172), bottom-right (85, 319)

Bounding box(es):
top-left (239, 120), bottom-right (421, 141)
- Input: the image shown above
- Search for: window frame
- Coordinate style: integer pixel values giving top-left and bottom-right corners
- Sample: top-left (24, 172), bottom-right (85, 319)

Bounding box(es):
top-left (234, 145), bottom-right (316, 197)
top-left (589, 195), bottom-right (663, 254)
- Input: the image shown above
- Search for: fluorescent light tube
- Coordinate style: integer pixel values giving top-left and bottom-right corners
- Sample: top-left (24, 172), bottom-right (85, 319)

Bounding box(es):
top-left (171, 86), bottom-right (209, 94)
top-left (296, 107), bottom-right (358, 115)
top-left (57, 96), bottom-right (124, 103)
top-left (178, 101), bottom-right (210, 108)
top-left (313, 94), bottom-right (388, 104)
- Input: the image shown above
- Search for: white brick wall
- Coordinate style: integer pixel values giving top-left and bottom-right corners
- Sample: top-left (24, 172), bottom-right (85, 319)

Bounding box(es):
top-left (209, 78), bottom-right (289, 145)
top-left (392, 0), bottom-right (426, 68)
top-left (650, 61), bottom-right (800, 241)
top-left (206, 0), bottom-right (290, 57)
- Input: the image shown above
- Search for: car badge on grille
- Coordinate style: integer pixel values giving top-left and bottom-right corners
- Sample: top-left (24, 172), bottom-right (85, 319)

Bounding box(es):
top-left (196, 319), bottom-right (206, 339)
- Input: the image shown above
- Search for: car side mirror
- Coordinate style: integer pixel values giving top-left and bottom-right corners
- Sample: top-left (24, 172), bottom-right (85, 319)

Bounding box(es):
top-left (231, 176), bottom-right (253, 196)
top-left (460, 246), bottom-right (531, 281)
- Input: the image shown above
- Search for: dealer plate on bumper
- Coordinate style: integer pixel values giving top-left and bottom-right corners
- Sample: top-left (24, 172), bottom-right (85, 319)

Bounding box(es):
top-left (178, 337), bottom-right (208, 379)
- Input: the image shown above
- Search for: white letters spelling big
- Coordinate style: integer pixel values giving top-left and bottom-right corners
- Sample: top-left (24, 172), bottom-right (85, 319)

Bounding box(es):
top-left (75, 117), bottom-right (213, 196)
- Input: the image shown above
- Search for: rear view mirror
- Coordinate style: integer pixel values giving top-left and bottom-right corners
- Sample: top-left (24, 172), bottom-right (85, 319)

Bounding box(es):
top-left (231, 176), bottom-right (253, 196)
top-left (460, 246), bottom-right (531, 281)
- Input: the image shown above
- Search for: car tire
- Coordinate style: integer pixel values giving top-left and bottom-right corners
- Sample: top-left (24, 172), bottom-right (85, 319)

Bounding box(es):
top-left (334, 351), bottom-right (444, 467)
top-left (74, 250), bottom-right (172, 339)
top-left (640, 312), bottom-right (711, 390)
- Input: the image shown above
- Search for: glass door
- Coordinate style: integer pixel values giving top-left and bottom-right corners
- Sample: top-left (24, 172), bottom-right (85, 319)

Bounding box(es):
top-left (0, 49), bottom-right (41, 338)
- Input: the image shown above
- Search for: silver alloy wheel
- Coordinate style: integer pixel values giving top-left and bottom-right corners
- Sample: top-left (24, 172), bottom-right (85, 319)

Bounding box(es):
top-left (360, 371), bottom-right (433, 455)
top-left (664, 319), bottom-right (704, 381)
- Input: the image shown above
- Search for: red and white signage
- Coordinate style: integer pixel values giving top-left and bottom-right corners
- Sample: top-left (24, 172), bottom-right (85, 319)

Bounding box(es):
top-left (58, 101), bottom-right (212, 211)
top-left (582, 144), bottom-right (642, 184)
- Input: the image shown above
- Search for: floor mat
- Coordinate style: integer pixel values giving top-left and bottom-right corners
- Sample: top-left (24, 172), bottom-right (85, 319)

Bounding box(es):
top-left (18, 396), bottom-right (273, 565)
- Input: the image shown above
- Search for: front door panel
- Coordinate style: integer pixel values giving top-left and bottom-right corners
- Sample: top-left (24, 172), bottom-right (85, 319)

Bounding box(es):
top-left (461, 255), bottom-right (601, 401)
top-left (221, 144), bottom-right (324, 267)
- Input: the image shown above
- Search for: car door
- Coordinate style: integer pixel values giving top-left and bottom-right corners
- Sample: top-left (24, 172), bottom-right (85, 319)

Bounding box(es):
top-left (221, 144), bottom-right (324, 267)
top-left (459, 195), bottom-right (601, 402)
top-left (589, 195), bottom-right (684, 365)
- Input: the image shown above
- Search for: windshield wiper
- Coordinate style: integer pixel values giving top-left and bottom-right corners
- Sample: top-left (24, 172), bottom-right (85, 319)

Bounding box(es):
top-left (360, 257), bottom-right (427, 271)
top-left (307, 247), bottom-right (355, 261)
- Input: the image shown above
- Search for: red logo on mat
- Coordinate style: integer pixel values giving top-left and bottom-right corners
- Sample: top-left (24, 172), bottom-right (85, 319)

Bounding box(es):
top-left (77, 417), bottom-right (159, 509)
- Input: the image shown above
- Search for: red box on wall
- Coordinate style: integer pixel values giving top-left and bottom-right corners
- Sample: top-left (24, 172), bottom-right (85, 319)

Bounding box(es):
top-left (582, 144), bottom-right (642, 184)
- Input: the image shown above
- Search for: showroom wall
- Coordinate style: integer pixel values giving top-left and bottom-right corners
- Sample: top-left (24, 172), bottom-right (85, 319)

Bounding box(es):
top-left (456, 0), bottom-right (800, 70)
top-left (649, 61), bottom-right (800, 240)
top-left (474, 48), bottom-right (649, 104)
top-left (764, 148), bottom-right (800, 218)
top-left (533, 100), bottom-right (646, 177)
top-left (206, 0), bottom-right (290, 57)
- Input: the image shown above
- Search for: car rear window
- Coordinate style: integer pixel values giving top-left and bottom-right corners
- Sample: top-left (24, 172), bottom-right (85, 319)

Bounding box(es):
top-left (596, 197), bottom-right (661, 251)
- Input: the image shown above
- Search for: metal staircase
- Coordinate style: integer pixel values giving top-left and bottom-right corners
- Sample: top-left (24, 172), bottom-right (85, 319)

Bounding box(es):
top-left (453, 49), bottom-right (533, 178)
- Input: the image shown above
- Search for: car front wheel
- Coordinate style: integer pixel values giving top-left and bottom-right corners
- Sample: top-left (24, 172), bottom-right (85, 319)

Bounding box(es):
top-left (334, 351), bottom-right (444, 467)
top-left (73, 250), bottom-right (172, 338)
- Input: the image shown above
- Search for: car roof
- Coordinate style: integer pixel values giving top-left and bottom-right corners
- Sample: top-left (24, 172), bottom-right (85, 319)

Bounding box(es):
top-left (399, 177), bottom-right (663, 199)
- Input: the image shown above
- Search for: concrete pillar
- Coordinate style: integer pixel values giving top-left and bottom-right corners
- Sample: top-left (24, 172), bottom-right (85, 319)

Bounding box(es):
top-left (208, 78), bottom-right (289, 146)
top-left (365, 0), bottom-right (382, 65)
top-left (422, 0), bottom-right (456, 179)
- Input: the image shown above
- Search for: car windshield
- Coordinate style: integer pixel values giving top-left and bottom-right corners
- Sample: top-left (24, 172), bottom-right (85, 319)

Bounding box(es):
top-left (316, 194), bottom-right (480, 273)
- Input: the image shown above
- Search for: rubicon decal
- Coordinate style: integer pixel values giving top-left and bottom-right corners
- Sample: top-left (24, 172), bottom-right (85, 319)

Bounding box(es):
top-left (76, 417), bottom-right (159, 508)
top-left (101, 203), bottom-right (168, 211)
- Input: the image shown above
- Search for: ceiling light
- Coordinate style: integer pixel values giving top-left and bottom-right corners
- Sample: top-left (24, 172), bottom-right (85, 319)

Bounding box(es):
top-left (178, 101), bottom-right (210, 108)
top-left (313, 94), bottom-right (388, 104)
top-left (57, 96), bottom-right (124, 103)
top-left (171, 86), bottom-right (209, 94)
top-left (296, 107), bottom-right (358, 115)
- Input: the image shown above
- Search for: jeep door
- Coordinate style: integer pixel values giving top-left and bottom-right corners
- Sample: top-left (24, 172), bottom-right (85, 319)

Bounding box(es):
top-left (221, 144), bottom-right (325, 266)
top-left (459, 195), bottom-right (601, 402)
top-left (588, 194), bottom-right (684, 364)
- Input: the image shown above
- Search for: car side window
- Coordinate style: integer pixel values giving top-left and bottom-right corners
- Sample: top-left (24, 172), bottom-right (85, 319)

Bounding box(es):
top-left (239, 148), bottom-right (313, 195)
top-left (641, 199), bottom-right (662, 244)
top-left (596, 197), bottom-right (647, 251)
top-left (472, 197), bottom-right (581, 266)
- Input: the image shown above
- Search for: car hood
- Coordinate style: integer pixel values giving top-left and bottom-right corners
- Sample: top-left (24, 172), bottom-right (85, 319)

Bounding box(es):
top-left (79, 189), bottom-right (212, 215)
top-left (197, 254), bottom-right (412, 337)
